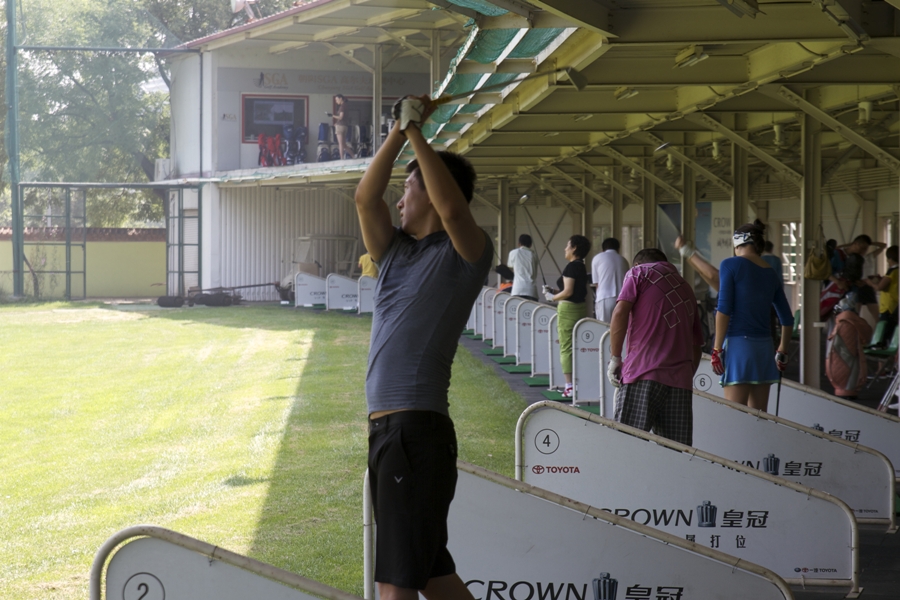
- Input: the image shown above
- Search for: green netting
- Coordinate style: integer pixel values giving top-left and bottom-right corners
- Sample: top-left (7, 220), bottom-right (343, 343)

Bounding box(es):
top-left (456, 104), bottom-right (485, 114)
top-left (464, 29), bottom-right (521, 64)
top-left (421, 123), bottom-right (440, 138)
top-left (443, 0), bottom-right (508, 17)
top-left (443, 123), bottom-right (465, 132)
top-left (483, 72), bottom-right (519, 89)
top-left (507, 28), bottom-right (566, 59)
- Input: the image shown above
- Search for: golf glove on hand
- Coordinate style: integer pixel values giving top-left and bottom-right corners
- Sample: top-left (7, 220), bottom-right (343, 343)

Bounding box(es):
top-left (775, 351), bottom-right (788, 372)
top-left (607, 356), bottom-right (622, 388)
top-left (543, 290), bottom-right (555, 302)
top-left (391, 97), bottom-right (426, 133)
top-left (711, 348), bottom-right (725, 376)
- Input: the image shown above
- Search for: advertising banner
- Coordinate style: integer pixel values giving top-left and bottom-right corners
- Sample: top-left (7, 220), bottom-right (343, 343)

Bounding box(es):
top-left (694, 356), bottom-right (900, 481)
top-left (548, 314), bottom-right (564, 389)
top-left (519, 403), bottom-right (857, 589)
top-left (494, 293), bottom-right (511, 350)
top-left (105, 534), bottom-right (356, 600)
top-left (325, 274), bottom-right (358, 311)
top-left (294, 273), bottom-right (326, 307)
top-left (483, 289), bottom-right (498, 342)
top-left (572, 319), bottom-right (605, 405)
top-left (358, 276), bottom-right (375, 314)
top-left (439, 463), bottom-right (792, 600)
top-left (475, 288), bottom-right (490, 336)
top-left (504, 297), bottom-right (525, 357)
top-left (691, 389), bottom-right (895, 526)
top-left (531, 305), bottom-right (556, 376)
top-left (516, 301), bottom-right (540, 365)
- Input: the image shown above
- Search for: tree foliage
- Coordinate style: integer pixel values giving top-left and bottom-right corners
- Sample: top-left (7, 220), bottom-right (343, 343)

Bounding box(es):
top-left (2, 0), bottom-right (296, 227)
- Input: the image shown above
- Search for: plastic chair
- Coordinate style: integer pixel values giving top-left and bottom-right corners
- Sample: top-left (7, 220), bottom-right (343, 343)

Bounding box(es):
top-left (867, 320), bottom-right (887, 349)
top-left (865, 326), bottom-right (899, 385)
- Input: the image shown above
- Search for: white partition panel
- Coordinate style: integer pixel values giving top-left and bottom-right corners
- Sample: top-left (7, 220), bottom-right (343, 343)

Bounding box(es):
top-left (448, 464), bottom-right (790, 600)
top-left (483, 289), bottom-right (497, 342)
top-left (325, 274), bottom-right (358, 311)
top-left (466, 298), bottom-right (477, 331)
top-left (516, 301), bottom-right (539, 365)
top-left (294, 273), bottom-right (326, 308)
top-left (691, 389), bottom-right (895, 527)
top-left (548, 314), bottom-right (563, 389)
top-left (363, 464), bottom-right (792, 600)
top-left (572, 318), bottom-right (605, 405)
top-left (517, 403), bottom-right (858, 591)
top-left (694, 356), bottom-right (900, 481)
top-left (475, 288), bottom-right (490, 337)
top-left (358, 276), bottom-right (376, 314)
top-left (504, 297), bottom-right (525, 357)
top-left (531, 305), bottom-right (555, 376)
top-left (97, 527), bottom-right (362, 600)
top-left (493, 292), bottom-right (511, 350)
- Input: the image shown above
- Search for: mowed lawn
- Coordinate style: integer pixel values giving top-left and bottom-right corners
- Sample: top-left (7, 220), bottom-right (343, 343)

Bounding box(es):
top-left (0, 303), bottom-right (526, 599)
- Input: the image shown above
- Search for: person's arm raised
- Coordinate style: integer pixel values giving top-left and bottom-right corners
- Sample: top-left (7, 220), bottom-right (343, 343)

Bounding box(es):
top-left (404, 109), bottom-right (485, 263)
top-left (353, 123), bottom-right (406, 261)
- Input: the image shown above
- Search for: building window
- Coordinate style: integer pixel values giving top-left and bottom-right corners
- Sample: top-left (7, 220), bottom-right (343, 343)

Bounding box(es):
top-left (781, 222), bottom-right (801, 283)
top-left (242, 94), bottom-right (308, 143)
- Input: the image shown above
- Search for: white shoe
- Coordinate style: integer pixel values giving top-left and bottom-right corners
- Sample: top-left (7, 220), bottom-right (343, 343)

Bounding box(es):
top-left (889, 402), bottom-right (899, 410)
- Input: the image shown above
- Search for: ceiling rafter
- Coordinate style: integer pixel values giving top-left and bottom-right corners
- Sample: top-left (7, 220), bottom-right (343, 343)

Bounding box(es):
top-left (759, 85), bottom-right (900, 174)
top-left (635, 131), bottom-right (733, 194)
top-left (593, 146), bottom-right (682, 200)
top-left (684, 113), bottom-right (803, 187)
top-left (544, 166), bottom-right (611, 207)
top-left (568, 157), bottom-right (644, 204)
top-left (524, 174), bottom-right (584, 211)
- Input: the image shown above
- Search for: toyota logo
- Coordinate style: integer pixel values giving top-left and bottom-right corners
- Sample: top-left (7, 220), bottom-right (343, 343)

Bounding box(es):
top-left (532, 465), bottom-right (545, 474)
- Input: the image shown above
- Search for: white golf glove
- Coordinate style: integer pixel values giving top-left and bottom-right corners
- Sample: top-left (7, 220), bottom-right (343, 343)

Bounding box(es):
top-left (607, 356), bottom-right (622, 388)
top-left (543, 290), bottom-right (555, 302)
top-left (391, 97), bottom-right (426, 133)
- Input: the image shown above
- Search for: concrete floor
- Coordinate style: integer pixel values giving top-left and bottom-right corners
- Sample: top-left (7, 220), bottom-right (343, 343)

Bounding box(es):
top-left (458, 334), bottom-right (900, 599)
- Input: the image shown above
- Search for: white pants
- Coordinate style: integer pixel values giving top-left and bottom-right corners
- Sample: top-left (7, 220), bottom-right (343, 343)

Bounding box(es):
top-left (595, 297), bottom-right (618, 323)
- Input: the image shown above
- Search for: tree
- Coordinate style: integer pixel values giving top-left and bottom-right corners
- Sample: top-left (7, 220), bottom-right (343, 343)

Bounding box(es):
top-left (3, 0), bottom-right (296, 227)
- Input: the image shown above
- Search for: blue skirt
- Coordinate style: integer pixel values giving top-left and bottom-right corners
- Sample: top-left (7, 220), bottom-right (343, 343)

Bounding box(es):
top-left (721, 336), bottom-right (779, 386)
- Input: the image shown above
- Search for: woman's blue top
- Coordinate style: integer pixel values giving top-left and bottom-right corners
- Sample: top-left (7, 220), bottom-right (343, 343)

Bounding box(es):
top-left (717, 256), bottom-right (795, 338)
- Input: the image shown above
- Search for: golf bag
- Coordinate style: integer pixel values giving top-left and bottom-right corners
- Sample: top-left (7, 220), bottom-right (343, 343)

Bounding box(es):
top-left (258, 133), bottom-right (273, 167)
top-left (331, 125), bottom-right (341, 161)
top-left (317, 122), bottom-right (332, 162)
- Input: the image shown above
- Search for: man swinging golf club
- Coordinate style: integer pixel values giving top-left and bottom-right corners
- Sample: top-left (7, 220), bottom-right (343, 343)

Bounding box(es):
top-left (354, 94), bottom-right (492, 600)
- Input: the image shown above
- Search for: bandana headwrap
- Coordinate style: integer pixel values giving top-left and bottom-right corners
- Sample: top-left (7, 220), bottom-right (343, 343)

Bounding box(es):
top-left (733, 232), bottom-right (753, 248)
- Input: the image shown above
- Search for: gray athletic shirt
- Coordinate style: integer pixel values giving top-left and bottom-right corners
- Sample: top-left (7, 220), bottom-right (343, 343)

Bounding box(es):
top-left (366, 227), bottom-right (493, 416)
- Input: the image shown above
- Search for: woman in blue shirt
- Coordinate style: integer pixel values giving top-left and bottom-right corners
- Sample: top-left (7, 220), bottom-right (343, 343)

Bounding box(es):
top-left (711, 220), bottom-right (795, 411)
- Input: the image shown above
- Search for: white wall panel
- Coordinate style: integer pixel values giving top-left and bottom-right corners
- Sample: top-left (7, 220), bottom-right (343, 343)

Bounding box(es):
top-left (215, 186), bottom-right (400, 301)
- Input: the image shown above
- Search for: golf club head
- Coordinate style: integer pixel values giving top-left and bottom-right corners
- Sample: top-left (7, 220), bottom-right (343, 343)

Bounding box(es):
top-left (563, 67), bottom-right (588, 92)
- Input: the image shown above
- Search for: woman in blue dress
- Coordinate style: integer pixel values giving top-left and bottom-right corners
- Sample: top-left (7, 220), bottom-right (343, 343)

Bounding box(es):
top-left (711, 220), bottom-right (795, 411)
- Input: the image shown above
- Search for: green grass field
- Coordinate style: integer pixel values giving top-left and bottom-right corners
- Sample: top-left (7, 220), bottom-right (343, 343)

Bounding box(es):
top-left (0, 303), bottom-right (526, 599)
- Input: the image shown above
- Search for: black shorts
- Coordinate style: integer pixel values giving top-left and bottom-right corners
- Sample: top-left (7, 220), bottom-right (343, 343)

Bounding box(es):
top-left (368, 410), bottom-right (459, 589)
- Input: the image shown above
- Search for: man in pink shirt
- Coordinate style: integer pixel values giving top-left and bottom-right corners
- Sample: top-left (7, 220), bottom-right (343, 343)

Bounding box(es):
top-left (606, 248), bottom-right (703, 445)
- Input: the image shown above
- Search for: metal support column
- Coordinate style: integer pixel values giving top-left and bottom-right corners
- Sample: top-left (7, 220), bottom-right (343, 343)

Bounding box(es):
top-left (430, 32), bottom-right (441, 96)
top-left (732, 145), bottom-right (749, 230)
top-left (582, 173), bottom-right (595, 263)
top-left (800, 90), bottom-right (823, 386)
top-left (372, 45), bottom-right (383, 154)
top-left (611, 168), bottom-right (623, 241)
top-left (6, 0), bottom-right (23, 296)
top-left (498, 179), bottom-right (514, 264)
top-left (642, 159), bottom-right (658, 249)
top-left (681, 148), bottom-right (697, 288)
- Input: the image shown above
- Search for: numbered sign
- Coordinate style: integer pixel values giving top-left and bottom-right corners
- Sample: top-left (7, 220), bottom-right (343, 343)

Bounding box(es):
top-left (358, 276), bottom-right (376, 314)
top-left (516, 301), bottom-right (539, 365)
top-left (504, 297), bottom-right (525, 357)
top-left (482, 289), bottom-right (497, 342)
top-left (475, 287), bottom-right (490, 336)
top-left (293, 273), bottom-right (326, 308)
top-left (530, 305), bottom-right (556, 376)
top-left (493, 292), bottom-right (511, 350)
top-left (326, 274), bottom-right (358, 311)
top-left (572, 319), bottom-right (605, 405)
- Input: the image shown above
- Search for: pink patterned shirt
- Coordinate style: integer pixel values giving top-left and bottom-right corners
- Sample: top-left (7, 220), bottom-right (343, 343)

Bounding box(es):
top-left (618, 261), bottom-right (703, 390)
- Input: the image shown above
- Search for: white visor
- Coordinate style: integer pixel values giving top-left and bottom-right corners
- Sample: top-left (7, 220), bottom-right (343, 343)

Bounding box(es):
top-left (733, 232), bottom-right (753, 248)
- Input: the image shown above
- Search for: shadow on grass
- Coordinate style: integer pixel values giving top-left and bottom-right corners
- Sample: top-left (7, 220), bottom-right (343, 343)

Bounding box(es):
top-left (247, 314), bottom-right (371, 595)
